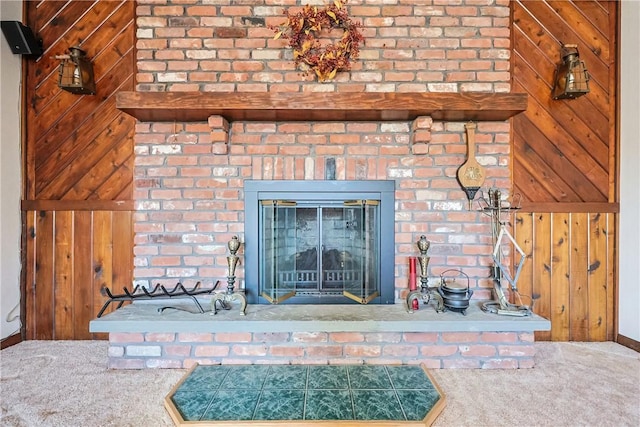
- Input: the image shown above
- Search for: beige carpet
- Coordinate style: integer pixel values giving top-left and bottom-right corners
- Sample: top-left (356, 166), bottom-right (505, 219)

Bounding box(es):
top-left (0, 341), bottom-right (638, 426)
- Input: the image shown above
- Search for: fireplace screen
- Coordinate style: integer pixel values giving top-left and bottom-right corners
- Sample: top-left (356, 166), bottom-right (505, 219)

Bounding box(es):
top-left (244, 180), bottom-right (395, 305)
top-left (260, 200), bottom-right (380, 304)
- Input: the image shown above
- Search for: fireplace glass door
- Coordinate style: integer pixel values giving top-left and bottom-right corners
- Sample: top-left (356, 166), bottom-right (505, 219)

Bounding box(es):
top-left (260, 200), bottom-right (380, 304)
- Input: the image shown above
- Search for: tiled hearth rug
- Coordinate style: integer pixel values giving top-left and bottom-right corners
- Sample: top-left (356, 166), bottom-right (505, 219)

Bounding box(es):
top-left (165, 364), bottom-right (446, 426)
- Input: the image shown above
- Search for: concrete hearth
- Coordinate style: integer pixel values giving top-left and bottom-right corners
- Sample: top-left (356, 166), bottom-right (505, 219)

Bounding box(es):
top-left (90, 302), bottom-right (550, 370)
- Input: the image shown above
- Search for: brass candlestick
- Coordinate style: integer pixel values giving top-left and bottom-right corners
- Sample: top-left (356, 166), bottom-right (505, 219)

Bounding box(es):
top-left (406, 235), bottom-right (443, 313)
top-left (211, 236), bottom-right (247, 315)
top-left (417, 235), bottom-right (430, 292)
top-left (226, 236), bottom-right (240, 294)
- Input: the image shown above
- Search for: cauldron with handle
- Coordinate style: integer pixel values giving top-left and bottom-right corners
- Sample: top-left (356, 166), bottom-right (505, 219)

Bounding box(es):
top-left (437, 269), bottom-right (473, 315)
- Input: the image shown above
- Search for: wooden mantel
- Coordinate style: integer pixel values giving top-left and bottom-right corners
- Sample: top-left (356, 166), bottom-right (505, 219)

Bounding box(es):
top-left (116, 91), bottom-right (528, 122)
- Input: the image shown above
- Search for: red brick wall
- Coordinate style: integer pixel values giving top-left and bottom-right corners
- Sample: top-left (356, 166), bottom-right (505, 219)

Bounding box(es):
top-left (108, 331), bottom-right (536, 369)
top-left (135, 0), bottom-right (511, 93)
top-left (132, 0), bottom-right (513, 302)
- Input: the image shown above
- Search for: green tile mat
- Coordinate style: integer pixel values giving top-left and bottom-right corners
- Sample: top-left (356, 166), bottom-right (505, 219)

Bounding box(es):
top-left (165, 364), bottom-right (445, 426)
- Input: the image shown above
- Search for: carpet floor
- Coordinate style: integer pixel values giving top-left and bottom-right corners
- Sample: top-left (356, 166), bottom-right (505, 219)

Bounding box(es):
top-left (0, 341), bottom-right (638, 427)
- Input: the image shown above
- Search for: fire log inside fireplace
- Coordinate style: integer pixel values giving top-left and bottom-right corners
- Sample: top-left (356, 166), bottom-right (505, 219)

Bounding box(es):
top-left (279, 247), bottom-right (362, 292)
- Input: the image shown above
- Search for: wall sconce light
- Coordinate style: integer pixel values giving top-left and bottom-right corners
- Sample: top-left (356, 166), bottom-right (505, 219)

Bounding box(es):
top-left (551, 43), bottom-right (590, 100)
top-left (55, 46), bottom-right (96, 95)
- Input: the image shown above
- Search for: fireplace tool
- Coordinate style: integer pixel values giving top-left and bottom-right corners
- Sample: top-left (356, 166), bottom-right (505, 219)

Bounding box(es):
top-left (478, 188), bottom-right (532, 316)
top-left (97, 281), bottom-right (218, 317)
top-left (211, 236), bottom-right (247, 315)
top-left (457, 122), bottom-right (486, 210)
top-left (406, 235), bottom-right (444, 313)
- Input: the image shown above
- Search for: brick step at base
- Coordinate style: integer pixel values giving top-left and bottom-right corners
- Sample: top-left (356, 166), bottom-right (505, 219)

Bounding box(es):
top-left (91, 302), bottom-right (549, 370)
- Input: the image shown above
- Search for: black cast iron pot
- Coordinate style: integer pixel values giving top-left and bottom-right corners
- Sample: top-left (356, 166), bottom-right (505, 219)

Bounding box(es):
top-left (438, 269), bottom-right (473, 314)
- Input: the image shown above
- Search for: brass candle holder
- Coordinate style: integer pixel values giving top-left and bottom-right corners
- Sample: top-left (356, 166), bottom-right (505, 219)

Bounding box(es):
top-left (406, 235), bottom-right (443, 313)
top-left (211, 236), bottom-right (247, 315)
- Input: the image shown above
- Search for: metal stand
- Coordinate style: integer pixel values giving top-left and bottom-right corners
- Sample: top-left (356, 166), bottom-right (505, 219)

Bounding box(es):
top-left (478, 189), bottom-right (531, 316)
top-left (211, 236), bottom-right (247, 315)
top-left (406, 235), bottom-right (444, 313)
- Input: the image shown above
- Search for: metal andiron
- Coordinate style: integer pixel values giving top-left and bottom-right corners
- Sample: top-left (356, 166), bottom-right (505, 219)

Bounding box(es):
top-left (406, 236), bottom-right (444, 313)
top-left (211, 236), bottom-right (247, 315)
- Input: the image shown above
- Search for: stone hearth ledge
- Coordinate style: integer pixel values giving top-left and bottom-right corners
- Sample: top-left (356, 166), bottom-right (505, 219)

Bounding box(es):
top-left (89, 301), bottom-right (550, 334)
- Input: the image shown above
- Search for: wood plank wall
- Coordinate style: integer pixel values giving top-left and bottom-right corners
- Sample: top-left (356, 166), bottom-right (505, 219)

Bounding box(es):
top-left (24, 209), bottom-right (133, 340)
top-left (513, 212), bottom-right (615, 341)
top-left (512, 0), bottom-right (617, 204)
top-left (22, 1), bottom-right (135, 340)
top-left (511, 1), bottom-right (618, 341)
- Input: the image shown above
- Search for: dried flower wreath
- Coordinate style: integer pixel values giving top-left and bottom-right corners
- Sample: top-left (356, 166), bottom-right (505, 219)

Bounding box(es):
top-left (272, 0), bottom-right (364, 82)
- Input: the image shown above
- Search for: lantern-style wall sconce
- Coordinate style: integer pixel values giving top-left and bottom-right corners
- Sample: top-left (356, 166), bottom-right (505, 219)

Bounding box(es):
top-left (551, 43), bottom-right (590, 100)
top-left (55, 46), bottom-right (96, 95)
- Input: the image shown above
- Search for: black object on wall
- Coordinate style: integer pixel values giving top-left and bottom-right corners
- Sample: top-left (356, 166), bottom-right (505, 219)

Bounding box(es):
top-left (1, 21), bottom-right (43, 57)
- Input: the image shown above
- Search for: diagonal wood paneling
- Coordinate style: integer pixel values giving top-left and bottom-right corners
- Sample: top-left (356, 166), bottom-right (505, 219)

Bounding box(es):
top-left (25, 0), bottom-right (135, 201)
top-left (512, 1), bottom-right (617, 203)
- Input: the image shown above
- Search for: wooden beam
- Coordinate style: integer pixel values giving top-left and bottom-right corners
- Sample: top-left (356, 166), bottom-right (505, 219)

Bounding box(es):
top-left (518, 202), bottom-right (619, 213)
top-left (21, 200), bottom-right (135, 211)
top-left (116, 91), bottom-right (528, 122)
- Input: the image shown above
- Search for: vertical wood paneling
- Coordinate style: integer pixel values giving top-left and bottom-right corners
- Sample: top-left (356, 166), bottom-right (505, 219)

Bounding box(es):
top-left (513, 213), bottom-right (534, 309)
top-left (34, 212), bottom-right (54, 340)
top-left (532, 214), bottom-right (552, 340)
top-left (569, 213), bottom-right (589, 340)
top-left (92, 212), bottom-right (113, 339)
top-left (606, 213), bottom-right (615, 340)
top-left (587, 213), bottom-right (608, 340)
top-left (73, 211), bottom-right (94, 340)
top-left (514, 212), bottom-right (615, 341)
top-left (550, 213), bottom-right (570, 341)
top-left (24, 209), bottom-right (133, 340)
top-left (25, 212), bottom-right (37, 339)
top-left (53, 211), bottom-right (74, 340)
top-left (113, 211), bottom-right (134, 291)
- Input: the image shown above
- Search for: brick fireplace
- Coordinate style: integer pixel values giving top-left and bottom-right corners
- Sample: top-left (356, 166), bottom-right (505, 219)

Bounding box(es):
top-left (132, 108), bottom-right (515, 296)
top-left (131, 0), bottom-right (515, 299)
top-left (90, 0), bottom-right (551, 369)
